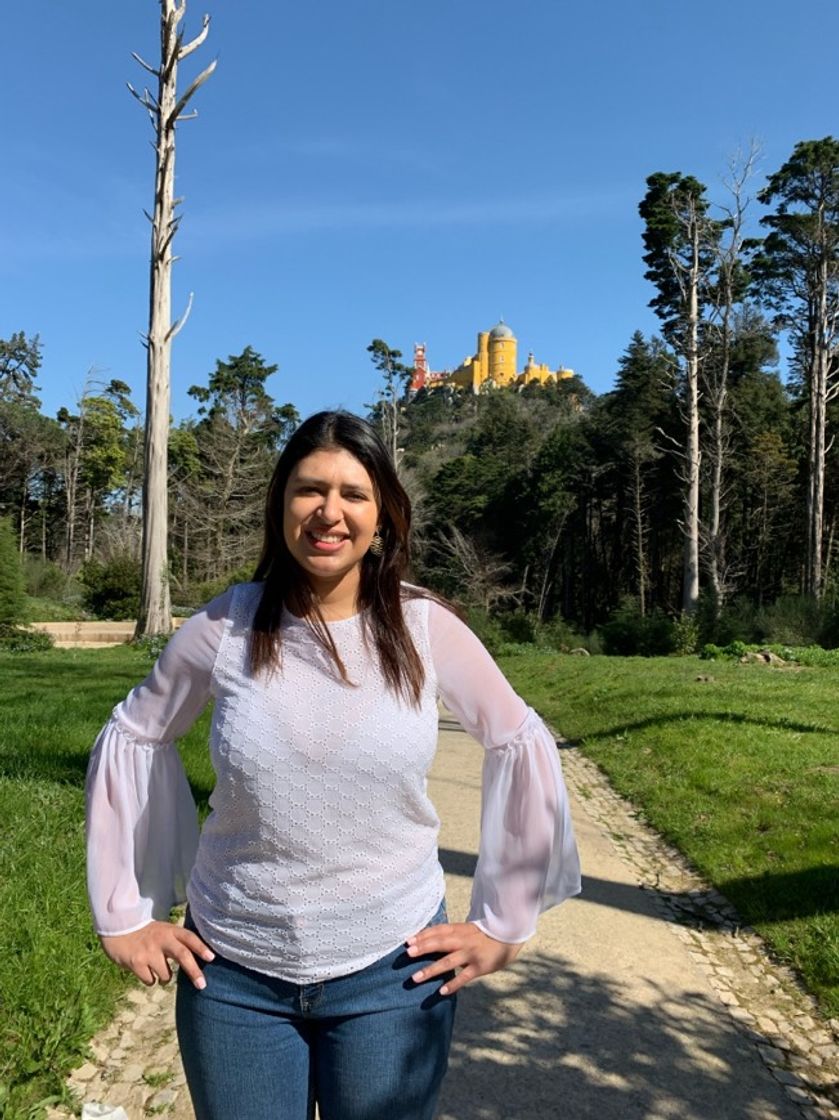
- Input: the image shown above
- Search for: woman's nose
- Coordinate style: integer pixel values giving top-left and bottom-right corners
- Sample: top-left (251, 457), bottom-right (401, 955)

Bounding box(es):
top-left (319, 490), bottom-right (341, 521)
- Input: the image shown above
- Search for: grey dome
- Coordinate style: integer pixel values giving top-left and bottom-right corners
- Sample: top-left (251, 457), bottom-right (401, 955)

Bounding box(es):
top-left (489, 320), bottom-right (515, 340)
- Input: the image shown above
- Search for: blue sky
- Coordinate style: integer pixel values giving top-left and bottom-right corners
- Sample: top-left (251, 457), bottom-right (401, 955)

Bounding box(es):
top-left (3, 1), bottom-right (838, 424)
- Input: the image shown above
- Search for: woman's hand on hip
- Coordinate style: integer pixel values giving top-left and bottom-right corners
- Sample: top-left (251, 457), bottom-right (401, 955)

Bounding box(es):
top-left (406, 921), bottom-right (523, 995)
top-left (99, 920), bottom-right (215, 989)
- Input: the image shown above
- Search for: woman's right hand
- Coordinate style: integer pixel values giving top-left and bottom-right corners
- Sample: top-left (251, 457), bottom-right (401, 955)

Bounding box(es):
top-left (99, 920), bottom-right (215, 989)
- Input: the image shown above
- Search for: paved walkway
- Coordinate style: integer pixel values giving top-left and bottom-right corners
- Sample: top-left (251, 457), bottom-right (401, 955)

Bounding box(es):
top-left (57, 715), bottom-right (839, 1119)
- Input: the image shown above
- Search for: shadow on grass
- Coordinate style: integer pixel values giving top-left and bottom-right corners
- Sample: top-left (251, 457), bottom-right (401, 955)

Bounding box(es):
top-left (0, 734), bottom-right (215, 810)
top-left (584, 710), bottom-right (835, 740)
top-left (719, 866), bottom-right (839, 922)
top-left (0, 750), bottom-right (90, 785)
top-left (437, 950), bottom-right (795, 1120)
top-left (0, 752), bottom-right (216, 818)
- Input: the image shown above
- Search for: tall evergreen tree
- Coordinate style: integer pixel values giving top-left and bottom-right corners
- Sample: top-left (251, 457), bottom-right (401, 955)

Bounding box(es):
top-left (601, 332), bottom-right (676, 614)
top-left (187, 347), bottom-right (298, 578)
top-left (751, 137), bottom-right (839, 598)
top-left (640, 172), bottom-right (723, 613)
top-left (0, 517), bottom-right (25, 625)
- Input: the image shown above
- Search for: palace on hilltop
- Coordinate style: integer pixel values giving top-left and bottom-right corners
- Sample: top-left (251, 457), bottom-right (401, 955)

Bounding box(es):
top-left (409, 320), bottom-right (575, 394)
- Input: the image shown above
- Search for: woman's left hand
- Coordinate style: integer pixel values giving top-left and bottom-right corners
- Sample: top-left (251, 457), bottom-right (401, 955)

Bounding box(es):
top-left (406, 921), bottom-right (524, 995)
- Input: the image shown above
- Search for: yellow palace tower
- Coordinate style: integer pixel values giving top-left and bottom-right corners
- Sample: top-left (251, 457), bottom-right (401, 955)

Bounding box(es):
top-left (410, 319), bottom-right (574, 394)
top-left (450, 320), bottom-right (518, 391)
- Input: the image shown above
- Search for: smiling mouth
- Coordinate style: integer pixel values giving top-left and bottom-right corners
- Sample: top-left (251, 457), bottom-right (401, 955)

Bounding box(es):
top-left (305, 530), bottom-right (348, 550)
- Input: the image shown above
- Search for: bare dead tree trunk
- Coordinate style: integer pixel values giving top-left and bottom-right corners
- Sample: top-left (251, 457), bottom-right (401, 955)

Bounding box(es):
top-left (810, 346), bottom-right (826, 599)
top-left (824, 512), bottom-right (836, 590)
top-left (64, 442), bottom-right (77, 567)
top-left (537, 517), bottom-right (568, 622)
top-left (132, 1), bottom-right (216, 638)
top-left (182, 514), bottom-right (189, 585)
top-left (19, 483), bottom-right (27, 555)
top-left (630, 451), bottom-right (647, 616)
top-left (705, 148), bottom-right (758, 615)
top-left (85, 488), bottom-right (96, 561)
top-left (808, 251), bottom-right (831, 600)
top-left (63, 388), bottom-right (89, 568)
top-left (682, 214), bottom-right (701, 615)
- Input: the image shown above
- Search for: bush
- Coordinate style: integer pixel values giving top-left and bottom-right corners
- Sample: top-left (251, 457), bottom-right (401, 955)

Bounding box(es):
top-left (23, 557), bottom-right (68, 601)
top-left (816, 601), bottom-right (839, 649)
top-left (535, 616), bottom-right (590, 652)
top-left (598, 600), bottom-right (676, 657)
top-left (80, 555), bottom-right (141, 620)
top-left (132, 633), bottom-right (172, 661)
top-left (497, 611), bottom-right (539, 645)
top-left (697, 593), bottom-right (839, 650)
top-left (700, 640), bottom-right (748, 661)
top-left (23, 596), bottom-right (81, 622)
top-left (0, 518), bottom-right (26, 626)
top-left (465, 607), bottom-right (506, 657)
top-left (755, 595), bottom-right (825, 647)
top-left (0, 623), bottom-right (54, 652)
top-left (180, 565), bottom-right (255, 610)
top-left (672, 612), bottom-right (700, 655)
top-left (708, 597), bottom-right (763, 646)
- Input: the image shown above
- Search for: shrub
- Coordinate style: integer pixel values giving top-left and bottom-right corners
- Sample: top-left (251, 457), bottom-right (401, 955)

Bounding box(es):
top-left (817, 601), bottom-right (839, 649)
top-left (711, 597), bottom-right (763, 646)
top-left (133, 633), bottom-right (172, 661)
top-left (0, 623), bottom-right (54, 652)
top-left (598, 600), bottom-right (676, 657)
top-left (80, 555), bottom-right (141, 620)
top-left (536, 616), bottom-right (590, 652)
top-left (23, 556), bottom-right (67, 601)
top-left (755, 594), bottom-right (824, 647)
top-left (23, 596), bottom-right (81, 622)
top-left (498, 611), bottom-right (539, 645)
top-left (672, 612), bottom-right (700, 655)
top-left (0, 518), bottom-right (26, 626)
top-left (180, 565), bottom-right (255, 610)
top-left (465, 607), bottom-right (506, 657)
top-left (700, 640), bottom-right (748, 661)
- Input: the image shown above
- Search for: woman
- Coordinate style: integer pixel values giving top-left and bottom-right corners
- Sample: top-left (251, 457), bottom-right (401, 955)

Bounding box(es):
top-left (86, 410), bottom-right (581, 1120)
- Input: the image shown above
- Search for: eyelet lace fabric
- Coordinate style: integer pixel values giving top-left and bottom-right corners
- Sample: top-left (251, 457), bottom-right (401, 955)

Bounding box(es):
top-left (86, 583), bottom-right (580, 981)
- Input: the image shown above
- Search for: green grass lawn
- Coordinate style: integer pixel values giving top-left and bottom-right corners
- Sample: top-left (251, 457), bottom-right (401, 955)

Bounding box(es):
top-left (499, 650), bottom-right (839, 1018)
top-left (1, 648), bottom-right (837, 1117)
top-left (0, 647), bottom-right (214, 1120)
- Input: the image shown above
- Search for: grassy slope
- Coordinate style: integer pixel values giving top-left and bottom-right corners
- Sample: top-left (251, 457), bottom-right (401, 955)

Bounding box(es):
top-left (0, 648), bottom-right (213, 1119)
top-left (499, 650), bottom-right (839, 1017)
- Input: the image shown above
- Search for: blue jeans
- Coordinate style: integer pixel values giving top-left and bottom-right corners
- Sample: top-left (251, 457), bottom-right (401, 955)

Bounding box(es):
top-left (175, 902), bottom-right (456, 1120)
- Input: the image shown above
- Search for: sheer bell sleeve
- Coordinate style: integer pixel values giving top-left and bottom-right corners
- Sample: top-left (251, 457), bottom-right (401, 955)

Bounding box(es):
top-left (85, 588), bottom-right (232, 936)
top-left (428, 600), bottom-right (581, 943)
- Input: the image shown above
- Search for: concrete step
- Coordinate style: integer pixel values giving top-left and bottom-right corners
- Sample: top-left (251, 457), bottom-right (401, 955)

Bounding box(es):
top-left (30, 618), bottom-right (186, 648)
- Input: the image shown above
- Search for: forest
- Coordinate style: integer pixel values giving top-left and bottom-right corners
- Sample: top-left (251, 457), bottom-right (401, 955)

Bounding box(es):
top-left (3, 136), bottom-right (839, 656)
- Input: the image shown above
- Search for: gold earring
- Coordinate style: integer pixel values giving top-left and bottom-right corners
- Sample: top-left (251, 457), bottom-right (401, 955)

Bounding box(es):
top-left (369, 531), bottom-right (384, 557)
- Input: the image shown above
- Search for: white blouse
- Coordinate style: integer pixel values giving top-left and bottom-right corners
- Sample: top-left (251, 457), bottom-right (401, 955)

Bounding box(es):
top-left (86, 583), bottom-right (581, 983)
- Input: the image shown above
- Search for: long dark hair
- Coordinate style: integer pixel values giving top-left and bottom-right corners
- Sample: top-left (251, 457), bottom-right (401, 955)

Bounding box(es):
top-left (250, 410), bottom-right (428, 704)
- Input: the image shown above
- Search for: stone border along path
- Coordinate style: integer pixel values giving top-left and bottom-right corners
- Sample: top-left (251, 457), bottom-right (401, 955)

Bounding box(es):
top-left (559, 746), bottom-right (839, 1120)
top-left (51, 722), bottom-right (839, 1120)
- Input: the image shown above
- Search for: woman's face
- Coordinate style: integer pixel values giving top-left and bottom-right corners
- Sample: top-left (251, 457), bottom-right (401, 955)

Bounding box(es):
top-left (282, 447), bottom-right (380, 599)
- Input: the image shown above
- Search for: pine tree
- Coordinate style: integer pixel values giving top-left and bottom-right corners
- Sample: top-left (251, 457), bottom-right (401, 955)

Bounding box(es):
top-left (0, 517), bottom-right (25, 625)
